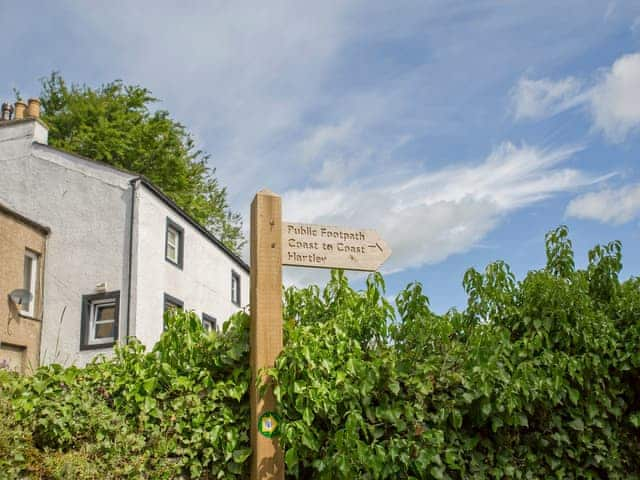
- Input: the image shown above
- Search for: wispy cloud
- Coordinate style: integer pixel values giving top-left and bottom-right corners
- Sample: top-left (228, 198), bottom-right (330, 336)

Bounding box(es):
top-left (510, 77), bottom-right (585, 120)
top-left (566, 183), bottom-right (640, 225)
top-left (511, 52), bottom-right (640, 142)
top-left (282, 142), bottom-right (602, 281)
top-left (42, 1), bottom-right (618, 205)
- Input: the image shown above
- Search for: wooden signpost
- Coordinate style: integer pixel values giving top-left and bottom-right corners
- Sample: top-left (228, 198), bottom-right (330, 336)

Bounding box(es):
top-left (250, 190), bottom-right (391, 480)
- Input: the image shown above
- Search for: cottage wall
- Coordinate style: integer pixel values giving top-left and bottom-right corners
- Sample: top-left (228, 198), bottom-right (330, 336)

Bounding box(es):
top-left (0, 119), bottom-right (250, 366)
top-left (0, 206), bottom-right (47, 373)
top-left (0, 121), bottom-right (133, 365)
top-left (131, 184), bottom-right (249, 347)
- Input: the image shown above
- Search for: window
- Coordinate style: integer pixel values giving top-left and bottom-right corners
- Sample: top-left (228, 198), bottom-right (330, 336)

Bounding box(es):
top-left (21, 250), bottom-right (39, 317)
top-left (163, 293), bottom-right (184, 330)
top-left (231, 271), bottom-right (241, 306)
top-left (202, 313), bottom-right (217, 332)
top-left (81, 291), bottom-right (120, 350)
top-left (164, 293), bottom-right (184, 312)
top-left (165, 218), bottom-right (184, 268)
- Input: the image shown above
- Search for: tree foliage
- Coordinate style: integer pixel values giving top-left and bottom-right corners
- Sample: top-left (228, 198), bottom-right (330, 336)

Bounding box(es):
top-left (37, 72), bottom-right (244, 252)
top-left (1, 226), bottom-right (639, 478)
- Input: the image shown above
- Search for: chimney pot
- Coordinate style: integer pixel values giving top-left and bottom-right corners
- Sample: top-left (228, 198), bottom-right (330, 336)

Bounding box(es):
top-left (14, 100), bottom-right (26, 120)
top-left (27, 98), bottom-right (41, 119)
top-left (1, 102), bottom-right (13, 121)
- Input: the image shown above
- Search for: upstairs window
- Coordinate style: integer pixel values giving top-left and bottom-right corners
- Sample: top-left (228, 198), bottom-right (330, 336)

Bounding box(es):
top-left (231, 271), bottom-right (241, 306)
top-left (21, 250), bottom-right (39, 317)
top-left (165, 218), bottom-right (184, 268)
top-left (202, 313), bottom-right (217, 332)
top-left (81, 291), bottom-right (119, 350)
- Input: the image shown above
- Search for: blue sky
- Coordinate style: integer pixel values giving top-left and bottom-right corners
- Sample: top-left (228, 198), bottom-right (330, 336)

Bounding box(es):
top-left (2, 1), bottom-right (640, 312)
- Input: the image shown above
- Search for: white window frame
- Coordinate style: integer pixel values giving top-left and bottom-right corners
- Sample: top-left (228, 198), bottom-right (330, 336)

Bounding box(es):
top-left (88, 298), bottom-right (117, 346)
top-left (166, 226), bottom-right (179, 263)
top-left (21, 250), bottom-right (39, 317)
top-left (231, 270), bottom-right (241, 306)
top-left (81, 291), bottom-right (120, 350)
top-left (165, 218), bottom-right (184, 268)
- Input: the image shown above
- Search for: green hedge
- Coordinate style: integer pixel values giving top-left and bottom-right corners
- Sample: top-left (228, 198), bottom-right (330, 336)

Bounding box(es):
top-left (1, 226), bottom-right (639, 479)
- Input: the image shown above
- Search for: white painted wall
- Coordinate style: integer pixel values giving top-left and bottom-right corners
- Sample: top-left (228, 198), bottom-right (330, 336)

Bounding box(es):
top-left (0, 120), bottom-right (250, 366)
top-left (0, 121), bottom-right (133, 366)
top-left (132, 184), bottom-right (249, 348)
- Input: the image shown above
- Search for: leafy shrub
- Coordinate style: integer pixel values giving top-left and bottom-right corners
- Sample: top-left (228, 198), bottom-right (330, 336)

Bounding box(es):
top-left (0, 226), bottom-right (639, 479)
top-left (2, 310), bottom-right (251, 479)
top-left (273, 226), bottom-right (640, 479)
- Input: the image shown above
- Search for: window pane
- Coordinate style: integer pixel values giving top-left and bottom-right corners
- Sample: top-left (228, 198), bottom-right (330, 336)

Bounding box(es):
top-left (22, 256), bottom-right (33, 311)
top-left (83, 294), bottom-right (119, 348)
top-left (165, 301), bottom-right (182, 312)
top-left (231, 273), bottom-right (240, 304)
top-left (23, 256), bottom-right (32, 291)
top-left (167, 228), bottom-right (177, 246)
top-left (166, 226), bottom-right (181, 264)
top-left (96, 305), bottom-right (116, 321)
top-left (95, 321), bottom-right (115, 339)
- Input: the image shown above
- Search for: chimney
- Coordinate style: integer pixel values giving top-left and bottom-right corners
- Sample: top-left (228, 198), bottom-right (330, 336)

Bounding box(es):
top-left (1, 102), bottom-right (13, 121)
top-left (14, 100), bottom-right (26, 120)
top-left (0, 96), bottom-right (48, 145)
top-left (27, 98), bottom-right (41, 118)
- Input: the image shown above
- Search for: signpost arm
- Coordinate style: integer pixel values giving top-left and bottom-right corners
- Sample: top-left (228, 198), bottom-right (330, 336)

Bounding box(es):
top-left (250, 189), bottom-right (284, 480)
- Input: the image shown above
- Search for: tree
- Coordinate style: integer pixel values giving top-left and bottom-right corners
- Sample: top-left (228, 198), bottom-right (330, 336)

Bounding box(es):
top-left (37, 72), bottom-right (244, 252)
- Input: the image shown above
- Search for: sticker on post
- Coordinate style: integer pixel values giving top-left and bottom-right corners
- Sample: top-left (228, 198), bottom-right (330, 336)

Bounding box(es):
top-left (258, 411), bottom-right (281, 438)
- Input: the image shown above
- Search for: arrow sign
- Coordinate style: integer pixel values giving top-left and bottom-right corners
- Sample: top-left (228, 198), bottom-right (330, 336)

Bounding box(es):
top-left (282, 222), bottom-right (391, 271)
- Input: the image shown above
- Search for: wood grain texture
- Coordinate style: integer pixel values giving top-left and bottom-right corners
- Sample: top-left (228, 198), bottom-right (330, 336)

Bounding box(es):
top-left (250, 190), bottom-right (284, 480)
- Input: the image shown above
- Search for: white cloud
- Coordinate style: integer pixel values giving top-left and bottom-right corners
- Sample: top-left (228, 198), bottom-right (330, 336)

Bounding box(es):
top-left (566, 183), bottom-right (640, 224)
top-left (511, 52), bottom-right (640, 142)
top-left (10, 2), bottom-right (626, 286)
top-left (590, 53), bottom-right (640, 142)
top-left (511, 77), bottom-right (584, 120)
top-left (48, 0), bottom-right (618, 210)
top-left (282, 142), bottom-right (602, 282)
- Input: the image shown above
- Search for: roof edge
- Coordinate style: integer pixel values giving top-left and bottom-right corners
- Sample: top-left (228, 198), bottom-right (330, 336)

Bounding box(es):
top-left (28, 142), bottom-right (248, 272)
top-left (33, 142), bottom-right (137, 179)
top-left (0, 202), bottom-right (50, 234)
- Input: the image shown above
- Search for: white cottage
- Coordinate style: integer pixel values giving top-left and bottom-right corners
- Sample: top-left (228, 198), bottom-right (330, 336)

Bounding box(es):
top-left (0, 106), bottom-right (249, 366)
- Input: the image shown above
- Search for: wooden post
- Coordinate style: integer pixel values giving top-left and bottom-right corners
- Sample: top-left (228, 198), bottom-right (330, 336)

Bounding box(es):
top-left (250, 189), bottom-right (284, 480)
